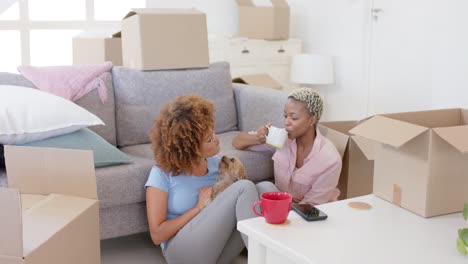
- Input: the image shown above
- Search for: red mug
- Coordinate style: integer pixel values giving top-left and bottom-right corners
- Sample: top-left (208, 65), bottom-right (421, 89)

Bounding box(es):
top-left (252, 192), bottom-right (292, 224)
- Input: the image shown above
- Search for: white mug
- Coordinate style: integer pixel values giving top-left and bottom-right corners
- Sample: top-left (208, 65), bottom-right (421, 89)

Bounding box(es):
top-left (266, 126), bottom-right (288, 149)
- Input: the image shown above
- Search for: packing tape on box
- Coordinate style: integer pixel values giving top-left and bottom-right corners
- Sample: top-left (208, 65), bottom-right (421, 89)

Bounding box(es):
top-left (393, 184), bottom-right (402, 206)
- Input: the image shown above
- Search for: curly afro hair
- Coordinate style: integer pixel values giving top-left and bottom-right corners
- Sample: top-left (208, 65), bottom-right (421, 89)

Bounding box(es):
top-left (150, 94), bottom-right (215, 176)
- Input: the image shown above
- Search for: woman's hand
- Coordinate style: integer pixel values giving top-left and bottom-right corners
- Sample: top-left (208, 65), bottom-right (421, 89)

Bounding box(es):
top-left (196, 186), bottom-right (213, 211)
top-left (232, 121), bottom-right (272, 150)
top-left (254, 122), bottom-right (271, 144)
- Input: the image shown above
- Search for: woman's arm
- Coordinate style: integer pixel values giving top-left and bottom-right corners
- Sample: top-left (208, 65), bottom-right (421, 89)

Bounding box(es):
top-left (146, 186), bottom-right (211, 245)
top-left (232, 124), bottom-right (270, 150)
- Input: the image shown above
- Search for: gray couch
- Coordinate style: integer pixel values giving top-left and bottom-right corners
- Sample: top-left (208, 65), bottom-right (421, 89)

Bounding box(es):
top-left (0, 62), bottom-right (287, 240)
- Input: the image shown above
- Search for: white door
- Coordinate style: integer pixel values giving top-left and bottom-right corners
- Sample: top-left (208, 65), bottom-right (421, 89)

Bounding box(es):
top-left (430, 1), bottom-right (468, 109)
top-left (366, 0), bottom-right (435, 115)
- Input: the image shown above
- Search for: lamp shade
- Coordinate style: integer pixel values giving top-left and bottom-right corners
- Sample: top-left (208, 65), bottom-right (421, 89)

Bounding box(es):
top-left (290, 54), bottom-right (334, 85)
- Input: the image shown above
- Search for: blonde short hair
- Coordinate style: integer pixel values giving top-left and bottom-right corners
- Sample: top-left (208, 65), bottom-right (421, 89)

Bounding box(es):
top-left (288, 88), bottom-right (323, 121)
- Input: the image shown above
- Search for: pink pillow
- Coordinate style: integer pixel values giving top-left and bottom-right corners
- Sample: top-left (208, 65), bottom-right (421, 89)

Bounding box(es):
top-left (17, 62), bottom-right (113, 103)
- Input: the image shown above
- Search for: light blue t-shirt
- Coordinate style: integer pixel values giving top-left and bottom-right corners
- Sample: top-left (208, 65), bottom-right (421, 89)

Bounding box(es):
top-left (145, 155), bottom-right (221, 250)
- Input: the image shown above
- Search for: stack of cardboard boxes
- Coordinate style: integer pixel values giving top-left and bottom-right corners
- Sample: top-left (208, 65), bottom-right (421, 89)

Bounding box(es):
top-left (232, 0), bottom-right (292, 89)
top-left (74, 4), bottom-right (292, 87)
top-left (73, 9), bottom-right (209, 71)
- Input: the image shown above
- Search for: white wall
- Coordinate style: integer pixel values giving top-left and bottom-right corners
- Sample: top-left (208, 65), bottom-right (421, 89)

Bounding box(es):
top-left (431, 0), bottom-right (468, 109)
top-left (287, 0), bottom-right (370, 121)
top-left (147, 0), bottom-right (468, 120)
top-left (147, 0), bottom-right (370, 121)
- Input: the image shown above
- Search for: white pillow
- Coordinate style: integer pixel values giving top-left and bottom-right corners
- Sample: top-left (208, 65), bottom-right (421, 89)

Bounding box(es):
top-left (0, 85), bottom-right (104, 144)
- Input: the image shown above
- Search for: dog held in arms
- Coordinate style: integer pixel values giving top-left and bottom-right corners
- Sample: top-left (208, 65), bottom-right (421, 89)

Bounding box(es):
top-left (206, 155), bottom-right (247, 205)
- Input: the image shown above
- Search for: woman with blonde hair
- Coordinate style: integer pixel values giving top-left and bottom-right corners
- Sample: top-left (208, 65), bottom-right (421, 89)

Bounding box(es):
top-left (145, 94), bottom-right (259, 264)
top-left (232, 88), bottom-right (342, 206)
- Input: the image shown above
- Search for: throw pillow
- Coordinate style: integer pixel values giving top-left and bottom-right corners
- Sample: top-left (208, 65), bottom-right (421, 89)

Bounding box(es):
top-left (0, 85), bottom-right (104, 145)
top-left (23, 128), bottom-right (132, 168)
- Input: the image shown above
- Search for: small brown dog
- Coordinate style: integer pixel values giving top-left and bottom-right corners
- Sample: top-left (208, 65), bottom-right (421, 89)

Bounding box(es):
top-left (207, 155), bottom-right (247, 204)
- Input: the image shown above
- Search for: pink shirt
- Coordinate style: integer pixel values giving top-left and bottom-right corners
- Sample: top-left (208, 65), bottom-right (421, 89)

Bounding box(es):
top-left (251, 130), bottom-right (342, 205)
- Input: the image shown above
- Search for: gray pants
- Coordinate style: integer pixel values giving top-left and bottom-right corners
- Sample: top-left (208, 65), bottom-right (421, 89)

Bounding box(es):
top-left (164, 180), bottom-right (278, 264)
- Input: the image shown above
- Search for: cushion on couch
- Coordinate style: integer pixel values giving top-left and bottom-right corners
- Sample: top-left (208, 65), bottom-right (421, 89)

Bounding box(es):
top-left (22, 128), bottom-right (131, 168)
top-left (217, 131), bottom-right (274, 182)
top-left (0, 169), bottom-right (6, 187)
top-left (95, 154), bottom-right (154, 208)
top-left (112, 62), bottom-right (238, 147)
top-left (0, 72), bottom-right (118, 145)
top-left (0, 145), bottom-right (4, 169)
top-left (120, 143), bottom-right (154, 160)
top-left (75, 73), bottom-right (117, 145)
top-left (233, 83), bottom-right (287, 131)
top-left (0, 85), bottom-right (104, 144)
top-left (120, 131), bottom-right (275, 182)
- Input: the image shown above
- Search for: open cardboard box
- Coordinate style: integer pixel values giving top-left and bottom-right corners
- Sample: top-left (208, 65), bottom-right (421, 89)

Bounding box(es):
top-left (318, 121), bottom-right (376, 199)
top-left (350, 108), bottom-right (468, 217)
top-left (236, 0), bottom-right (289, 40)
top-left (121, 8), bottom-right (209, 71)
top-left (233, 74), bottom-right (283, 90)
top-left (0, 146), bottom-right (100, 264)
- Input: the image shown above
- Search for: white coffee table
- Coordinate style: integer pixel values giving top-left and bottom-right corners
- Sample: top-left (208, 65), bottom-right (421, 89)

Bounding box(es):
top-left (238, 194), bottom-right (467, 264)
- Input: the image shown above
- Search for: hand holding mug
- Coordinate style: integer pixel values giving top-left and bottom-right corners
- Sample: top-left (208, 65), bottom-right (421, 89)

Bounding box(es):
top-left (265, 125), bottom-right (288, 149)
top-left (252, 122), bottom-right (271, 144)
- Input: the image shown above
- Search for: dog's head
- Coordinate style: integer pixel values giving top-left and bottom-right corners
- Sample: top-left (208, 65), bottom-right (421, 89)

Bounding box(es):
top-left (218, 155), bottom-right (247, 180)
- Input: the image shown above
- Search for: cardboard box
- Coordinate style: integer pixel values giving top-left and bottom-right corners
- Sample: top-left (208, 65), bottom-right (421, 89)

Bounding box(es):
top-left (121, 8), bottom-right (209, 71)
top-left (233, 74), bottom-right (283, 89)
top-left (0, 146), bottom-right (100, 264)
top-left (73, 31), bottom-right (122, 66)
top-left (318, 121), bottom-right (375, 200)
top-left (236, 0), bottom-right (289, 40)
top-left (350, 108), bottom-right (468, 217)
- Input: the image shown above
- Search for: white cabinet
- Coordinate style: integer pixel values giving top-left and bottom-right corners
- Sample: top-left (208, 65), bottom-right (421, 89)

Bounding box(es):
top-left (209, 36), bottom-right (302, 90)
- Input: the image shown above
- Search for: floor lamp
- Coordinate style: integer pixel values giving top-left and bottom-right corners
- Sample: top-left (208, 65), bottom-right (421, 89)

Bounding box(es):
top-left (290, 53), bottom-right (334, 119)
top-left (290, 53), bottom-right (335, 91)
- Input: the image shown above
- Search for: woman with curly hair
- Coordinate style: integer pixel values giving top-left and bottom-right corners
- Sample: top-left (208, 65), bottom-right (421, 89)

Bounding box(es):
top-left (232, 88), bottom-right (342, 206)
top-left (145, 94), bottom-right (259, 264)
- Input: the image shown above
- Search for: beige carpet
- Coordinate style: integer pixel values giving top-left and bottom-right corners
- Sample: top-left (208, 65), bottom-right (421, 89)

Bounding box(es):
top-left (101, 232), bottom-right (247, 264)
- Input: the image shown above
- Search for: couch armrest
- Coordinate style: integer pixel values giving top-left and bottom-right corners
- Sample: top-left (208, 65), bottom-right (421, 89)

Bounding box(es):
top-left (233, 83), bottom-right (288, 131)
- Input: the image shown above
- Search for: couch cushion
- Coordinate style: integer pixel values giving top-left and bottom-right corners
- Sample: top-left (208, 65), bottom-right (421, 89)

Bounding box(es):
top-left (100, 202), bottom-right (148, 240)
top-left (75, 73), bottom-right (117, 145)
top-left (0, 169), bottom-right (6, 188)
top-left (120, 143), bottom-right (154, 160)
top-left (217, 131), bottom-right (274, 182)
top-left (0, 72), bottom-right (117, 145)
top-left (96, 154), bottom-right (154, 208)
top-left (112, 62), bottom-right (238, 147)
top-left (120, 131), bottom-right (274, 182)
top-left (0, 145), bottom-right (4, 169)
